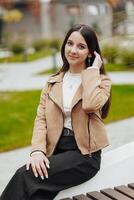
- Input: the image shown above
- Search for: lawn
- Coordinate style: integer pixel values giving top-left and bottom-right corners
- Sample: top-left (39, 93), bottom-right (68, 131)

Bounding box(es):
top-left (0, 49), bottom-right (52, 63)
top-left (106, 63), bottom-right (134, 72)
top-left (37, 64), bottom-right (134, 76)
top-left (0, 90), bottom-right (40, 152)
top-left (0, 84), bottom-right (134, 152)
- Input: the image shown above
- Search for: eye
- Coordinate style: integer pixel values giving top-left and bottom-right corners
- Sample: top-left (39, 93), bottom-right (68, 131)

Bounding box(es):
top-left (67, 41), bottom-right (73, 46)
top-left (78, 44), bottom-right (86, 50)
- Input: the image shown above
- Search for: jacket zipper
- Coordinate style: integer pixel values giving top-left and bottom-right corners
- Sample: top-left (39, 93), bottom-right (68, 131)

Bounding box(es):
top-left (48, 94), bottom-right (65, 155)
top-left (71, 103), bottom-right (92, 157)
top-left (51, 115), bottom-right (64, 155)
top-left (87, 115), bottom-right (92, 157)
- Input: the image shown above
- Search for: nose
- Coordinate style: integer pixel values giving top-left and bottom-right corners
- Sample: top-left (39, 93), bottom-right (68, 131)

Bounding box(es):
top-left (70, 45), bottom-right (77, 54)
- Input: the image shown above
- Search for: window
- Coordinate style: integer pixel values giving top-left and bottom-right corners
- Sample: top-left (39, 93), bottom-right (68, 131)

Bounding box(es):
top-left (88, 5), bottom-right (99, 16)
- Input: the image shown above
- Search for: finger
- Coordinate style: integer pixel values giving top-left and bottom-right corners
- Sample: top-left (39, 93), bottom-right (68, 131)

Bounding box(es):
top-left (94, 51), bottom-right (101, 59)
top-left (94, 51), bottom-right (99, 57)
top-left (93, 51), bottom-right (102, 66)
top-left (35, 163), bottom-right (44, 180)
top-left (40, 161), bottom-right (48, 178)
top-left (26, 160), bottom-right (30, 171)
top-left (94, 51), bottom-right (99, 55)
top-left (94, 51), bottom-right (97, 56)
top-left (31, 162), bottom-right (38, 178)
top-left (44, 157), bottom-right (50, 168)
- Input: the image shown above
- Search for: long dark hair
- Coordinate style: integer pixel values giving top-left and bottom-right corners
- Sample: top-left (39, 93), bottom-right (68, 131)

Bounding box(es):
top-left (60, 24), bottom-right (111, 118)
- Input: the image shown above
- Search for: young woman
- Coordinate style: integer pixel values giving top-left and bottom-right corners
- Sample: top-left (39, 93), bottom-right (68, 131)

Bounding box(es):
top-left (0, 24), bottom-right (111, 200)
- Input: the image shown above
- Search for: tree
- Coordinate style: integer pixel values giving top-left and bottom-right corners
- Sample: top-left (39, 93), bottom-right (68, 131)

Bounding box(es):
top-left (107, 0), bottom-right (127, 36)
top-left (3, 9), bottom-right (23, 23)
top-left (0, 0), bottom-right (12, 45)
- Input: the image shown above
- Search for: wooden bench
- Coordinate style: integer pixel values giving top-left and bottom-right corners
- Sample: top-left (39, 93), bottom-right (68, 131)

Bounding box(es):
top-left (60, 183), bottom-right (134, 200)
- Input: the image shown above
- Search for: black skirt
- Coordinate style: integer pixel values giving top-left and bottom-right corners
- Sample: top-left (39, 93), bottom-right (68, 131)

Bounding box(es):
top-left (0, 128), bottom-right (101, 200)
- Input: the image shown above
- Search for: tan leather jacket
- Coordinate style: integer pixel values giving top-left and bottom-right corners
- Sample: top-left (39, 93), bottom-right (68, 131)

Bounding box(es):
top-left (31, 68), bottom-right (111, 157)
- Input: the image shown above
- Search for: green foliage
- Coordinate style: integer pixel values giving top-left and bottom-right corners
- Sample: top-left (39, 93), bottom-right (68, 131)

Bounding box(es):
top-left (102, 45), bottom-right (134, 71)
top-left (120, 49), bottom-right (134, 68)
top-left (32, 39), bottom-right (61, 52)
top-left (102, 45), bottom-right (119, 63)
top-left (0, 49), bottom-right (52, 63)
top-left (49, 39), bottom-right (61, 50)
top-left (32, 39), bottom-right (48, 51)
top-left (28, 49), bottom-right (51, 61)
top-left (9, 41), bottom-right (25, 54)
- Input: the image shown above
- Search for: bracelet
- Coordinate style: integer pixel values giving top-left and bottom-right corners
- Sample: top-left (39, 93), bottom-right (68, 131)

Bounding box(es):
top-left (30, 150), bottom-right (46, 157)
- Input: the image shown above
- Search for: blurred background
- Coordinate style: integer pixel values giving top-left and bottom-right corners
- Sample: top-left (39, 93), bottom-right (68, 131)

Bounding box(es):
top-left (0, 0), bottom-right (133, 63)
top-left (0, 0), bottom-right (134, 195)
top-left (0, 0), bottom-right (134, 152)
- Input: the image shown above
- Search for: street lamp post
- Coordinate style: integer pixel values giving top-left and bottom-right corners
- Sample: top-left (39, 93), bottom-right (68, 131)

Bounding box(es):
top-left (66, 5), bottom-right (80, 27)
top-left (0, 6), bottom-right (6, 46)
top-left (51, 46), bottom-right (57, 73)
top-left (0, 18), bottom-right (3, 45)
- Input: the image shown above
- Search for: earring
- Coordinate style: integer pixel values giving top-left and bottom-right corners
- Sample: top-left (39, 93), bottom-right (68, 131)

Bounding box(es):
top-left (88, 55), bottom-right (91, 67)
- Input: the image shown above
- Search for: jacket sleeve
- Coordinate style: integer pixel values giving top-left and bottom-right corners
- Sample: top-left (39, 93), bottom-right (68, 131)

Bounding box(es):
top-left (31, 82), bottom-right (48, 155)
top-left (81, 68), bottom-right (111, 112)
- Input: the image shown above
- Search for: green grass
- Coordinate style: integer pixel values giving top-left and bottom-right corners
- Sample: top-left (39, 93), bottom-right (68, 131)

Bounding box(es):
top-left (106, 63), bottom-right (134, 71)
top-left (104, 85), bottom-right (134, 123)
top-left (0, 85), bottom-right (134, 152)
top-left (0, 49), bottom-right (52, 63)
top-left (37, 66), bottom-right (60, 75)
top-left (0, 90), bottom-right (40, 152)
top-left (37, 64), bottom-right (134, 75)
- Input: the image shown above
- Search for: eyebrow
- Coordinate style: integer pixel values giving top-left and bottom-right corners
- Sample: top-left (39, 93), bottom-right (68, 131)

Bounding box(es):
top-left (67, 39), bottom-right (87, 47)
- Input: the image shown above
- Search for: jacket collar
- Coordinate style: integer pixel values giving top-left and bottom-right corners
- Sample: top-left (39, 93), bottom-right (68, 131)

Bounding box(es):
top-left (47, 72), bottom-right (64, 83)
top-left (47, 71), bottom-right (82, 113)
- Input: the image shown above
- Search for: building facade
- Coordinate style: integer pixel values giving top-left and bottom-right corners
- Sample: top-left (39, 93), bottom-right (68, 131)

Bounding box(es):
top-left (0, 0), bottom-right (133, 44)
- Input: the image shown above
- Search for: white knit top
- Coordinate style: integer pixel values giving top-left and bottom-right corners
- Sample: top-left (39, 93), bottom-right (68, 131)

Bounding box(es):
top-left (62, 70), bottom-right (81, 130)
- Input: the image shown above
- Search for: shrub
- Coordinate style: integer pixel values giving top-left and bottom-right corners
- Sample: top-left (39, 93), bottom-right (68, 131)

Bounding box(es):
top-left (102, 45), bottom-right (119, 63)
top-left (32, 39), bottom-right (61, 52)
top-left (10, 42), bottom-right (25, 54)
top-left (32, 40), bottom-right (48, 51)
top-left (49, 39), bottom-right (61, 50)
top-left (120, 49), bottom-right (134, 68)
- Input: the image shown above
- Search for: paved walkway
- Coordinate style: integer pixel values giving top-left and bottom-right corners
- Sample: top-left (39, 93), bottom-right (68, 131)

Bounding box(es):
top-left (0, 54), bottom-right (134, 91)
top-left (0, 53), bottom-right (62, 91)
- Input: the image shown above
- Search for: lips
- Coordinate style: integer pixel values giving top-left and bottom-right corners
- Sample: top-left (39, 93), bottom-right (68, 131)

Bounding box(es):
top-left (68, 55), bottom-right (78, 59)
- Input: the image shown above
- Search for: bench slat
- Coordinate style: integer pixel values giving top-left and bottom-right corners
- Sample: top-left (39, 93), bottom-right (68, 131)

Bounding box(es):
top-left (101, 188), bottom-right (132, 200)
top-left (73, 194), bottom-right (92, 200)
top-left (114, 185), bottom-right (134, 199)
top-left (87, 191), bottom-right (112, 200)
top-left (60, 198), bottom-right (72, 200)
top-left (59, 183), bottom-right (134, 200)
top-left (128, 183), bottom-right (134, 190)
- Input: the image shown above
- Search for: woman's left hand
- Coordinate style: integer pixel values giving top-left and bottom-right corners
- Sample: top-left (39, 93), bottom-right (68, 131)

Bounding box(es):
top-left (92, 51), bottom-right (102, 69)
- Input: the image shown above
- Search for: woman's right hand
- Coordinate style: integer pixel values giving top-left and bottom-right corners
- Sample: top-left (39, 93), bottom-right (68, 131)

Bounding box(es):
top-left (26, 152), bottom-right (50, 179)
top-left (92, 51), bottom-right (103, 69)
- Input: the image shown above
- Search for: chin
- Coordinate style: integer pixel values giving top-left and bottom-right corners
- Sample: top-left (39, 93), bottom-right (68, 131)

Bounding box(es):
top-left (67, 59), bottom-right (79, 65)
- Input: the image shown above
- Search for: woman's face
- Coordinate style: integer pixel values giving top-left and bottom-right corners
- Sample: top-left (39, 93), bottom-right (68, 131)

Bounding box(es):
top-left (65, 31), bottom-right (90, 68)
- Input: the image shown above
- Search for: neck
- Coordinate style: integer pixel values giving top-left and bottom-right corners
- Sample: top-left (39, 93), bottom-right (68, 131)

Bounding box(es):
top-left (69, 64), bottom-right (86, 73)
